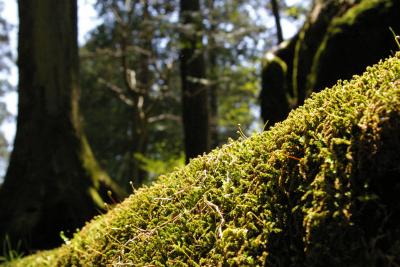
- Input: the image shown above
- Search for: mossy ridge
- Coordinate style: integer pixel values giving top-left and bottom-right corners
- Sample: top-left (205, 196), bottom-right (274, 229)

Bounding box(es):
top-left (7, 53), bottom-right (400, 266)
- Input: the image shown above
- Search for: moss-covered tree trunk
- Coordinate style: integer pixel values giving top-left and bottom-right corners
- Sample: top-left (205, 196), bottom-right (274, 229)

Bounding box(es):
top-left (292, 0), bottom-right (350, 105)
top-left (308, 0), bottom-right (400, 92)
top-left (0, 0), bottom-right (124, 252)
top-left (261, 0), bottom-right (400, 126)
top-left (179, 0), bottom-right (210, 163)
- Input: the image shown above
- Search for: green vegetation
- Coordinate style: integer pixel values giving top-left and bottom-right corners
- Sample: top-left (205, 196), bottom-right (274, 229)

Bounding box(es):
top-left (6, 53), bottom-right (400, 266)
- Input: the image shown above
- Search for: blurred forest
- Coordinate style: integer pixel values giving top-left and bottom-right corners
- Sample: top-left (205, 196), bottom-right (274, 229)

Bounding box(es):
top-left (0, 0), bottom-right (399, 258)
top-left (78, 0), bottom-right (309, 188)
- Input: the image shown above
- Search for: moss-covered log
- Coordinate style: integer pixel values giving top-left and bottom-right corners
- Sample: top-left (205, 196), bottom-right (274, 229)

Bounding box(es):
top-left (8, 52), bottom-right (400, 266)
top-left (0, 0), bottom-right (124, 252)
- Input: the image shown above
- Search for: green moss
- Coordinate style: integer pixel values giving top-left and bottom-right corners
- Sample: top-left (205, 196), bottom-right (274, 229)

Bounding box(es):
top-left (7, 54), bottom-right (400, 266)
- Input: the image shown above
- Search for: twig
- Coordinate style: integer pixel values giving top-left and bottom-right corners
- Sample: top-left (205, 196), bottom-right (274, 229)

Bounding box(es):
top-left (204, 197), bottom-right (225, 239)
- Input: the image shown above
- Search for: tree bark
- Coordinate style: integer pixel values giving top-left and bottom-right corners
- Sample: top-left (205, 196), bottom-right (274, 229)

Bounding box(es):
top-left (293, 0), bottom-right (348, 105)
top-left (271, 0), bottom-right (284, 44)
top-left (207, 0), bottom-right (219, 149)
top-left (0, 0), bottom-right (124, 252)
top-left (179, 1), bottom-right (210, 163)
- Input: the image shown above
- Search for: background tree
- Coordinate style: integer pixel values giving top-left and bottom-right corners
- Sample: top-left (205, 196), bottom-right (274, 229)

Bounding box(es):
top-left (271, 0), bottom-right (284, 44)
top-left (80, 0), bottom-right (183, 188)
top-left (80, 0), bottom-right (305, 188)
top-left (179, 0), bottom-right (210, 162)
top-left (0, 0), bottom-right (124, 251)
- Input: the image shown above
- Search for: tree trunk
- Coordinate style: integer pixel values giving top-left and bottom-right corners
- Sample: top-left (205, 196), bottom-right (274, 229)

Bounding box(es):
top-left (0, 0), bottom-right (124, 252)
top-left (180, 1), bottom-right (210, 163)
top-left (293, 0), bottom-right (347, 105)
top-left (208, 0), bottom-right (219, 149)
top-left (271, 0), bottom-right (284, 44)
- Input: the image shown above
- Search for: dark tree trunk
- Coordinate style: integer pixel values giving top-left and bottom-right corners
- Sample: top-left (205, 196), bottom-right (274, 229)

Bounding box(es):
top-left (308, 0), bottom-right (400, 92)
top-left (271, 0), bottom-right (284, 44)
top-left (0, 0), bottom-right (124, 252)
top-left (293, 0), bottom-right (348, 105)
top-left (179, 1), bottom-right (210, 163)
top-left (208, 0), bottom-right (219, 149)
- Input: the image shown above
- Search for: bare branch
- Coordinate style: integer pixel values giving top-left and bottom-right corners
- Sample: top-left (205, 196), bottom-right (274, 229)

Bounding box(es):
top-left (148, 114), bottom-right (181, 124)
top-left (98, 77), bottom-right (134, 107)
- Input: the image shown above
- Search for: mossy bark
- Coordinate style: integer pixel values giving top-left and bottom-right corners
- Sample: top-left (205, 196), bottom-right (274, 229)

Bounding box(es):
top-left (0, 0), bottom-right (124, 252)
top-left (293, 0), bottom-right (352, 105)
top-left (260, 35), bottom-right (298, 125)
top-left (308, 0), bottom-right (400, 91)
top-left (261, 0), bottom-right (399, 125)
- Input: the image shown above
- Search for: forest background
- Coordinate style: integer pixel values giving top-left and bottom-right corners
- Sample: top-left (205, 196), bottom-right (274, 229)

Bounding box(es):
top-left (0, 0), bottom-right (399, 261)
top-left (0, 0), bottom-right (309, 187)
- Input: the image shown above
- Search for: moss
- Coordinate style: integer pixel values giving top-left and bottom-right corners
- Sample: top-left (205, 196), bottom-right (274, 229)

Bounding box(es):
top-left (6, 53), bottom-right (400, 266)
top-left (308, 0), bottom-right (400, 92)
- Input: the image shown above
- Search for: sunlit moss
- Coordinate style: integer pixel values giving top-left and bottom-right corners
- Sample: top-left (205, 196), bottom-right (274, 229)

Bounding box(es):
top-left (7, 53), bottom-right (400, 266)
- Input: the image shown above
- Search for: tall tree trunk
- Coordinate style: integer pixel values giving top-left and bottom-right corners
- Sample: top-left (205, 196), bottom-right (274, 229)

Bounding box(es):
top-left (179, 1), bottom-right (210, 163)
top-left (0, 0), bottom-right (124, 252)
top-left (271, 0), bottom-right (284, 44)
top-left (208, 0), bottom-right (219, 149)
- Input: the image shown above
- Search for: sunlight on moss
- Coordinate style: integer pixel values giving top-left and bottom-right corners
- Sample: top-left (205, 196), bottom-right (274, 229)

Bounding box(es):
top-left (7, 53), bottom-right (400, 266)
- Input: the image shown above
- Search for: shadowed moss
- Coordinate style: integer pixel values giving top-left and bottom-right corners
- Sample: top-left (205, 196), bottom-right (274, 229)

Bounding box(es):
top-left (6, 53), bottom-right (400, 266)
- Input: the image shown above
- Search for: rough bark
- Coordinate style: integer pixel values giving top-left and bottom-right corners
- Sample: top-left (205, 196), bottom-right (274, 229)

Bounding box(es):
top-left (0, 0), bottom-right (124, 252)
top-left (180, 1), bottom-right (210, 163)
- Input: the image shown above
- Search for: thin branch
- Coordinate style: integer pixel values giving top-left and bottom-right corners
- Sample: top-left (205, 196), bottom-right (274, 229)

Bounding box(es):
top-left (98, 77), bottom-right (134, 107)
top-left (204, 197), bottom-right (225, 239)
top-left (148, 114), bottom-right (181, 124)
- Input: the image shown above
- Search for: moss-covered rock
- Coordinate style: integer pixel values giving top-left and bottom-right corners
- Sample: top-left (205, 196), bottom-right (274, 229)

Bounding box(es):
top-left (6, 53), bottom-right (400, 266)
